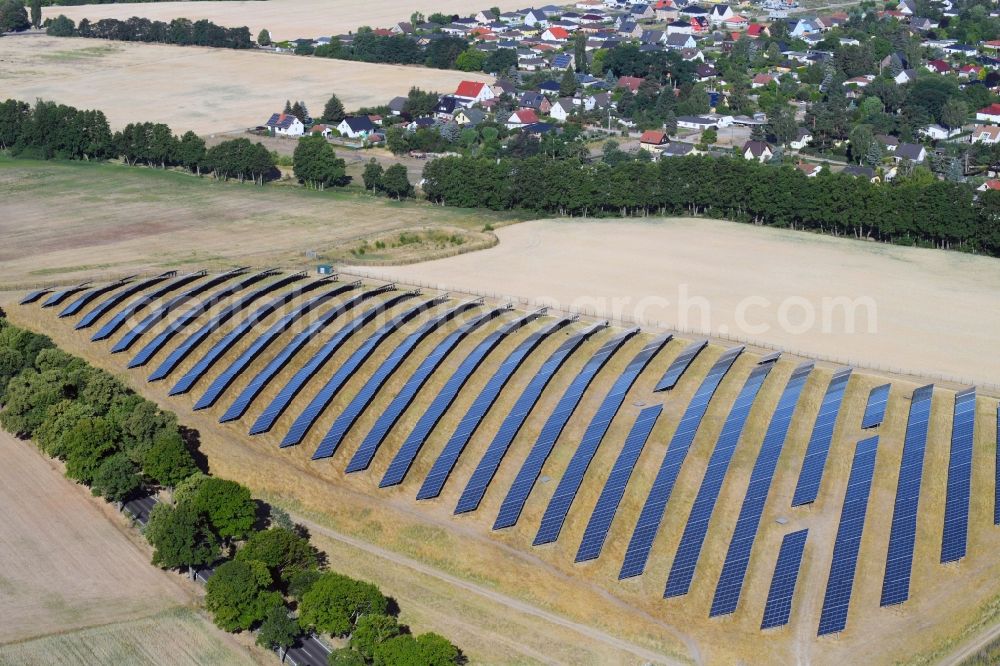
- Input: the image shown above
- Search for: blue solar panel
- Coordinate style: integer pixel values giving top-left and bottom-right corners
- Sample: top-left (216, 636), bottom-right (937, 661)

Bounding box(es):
top-left (418, 318), bottom-right (571, 501)
top-left (59, 276), bottom-right (136, 318)
top-left (493, 329), bottom-right (639, 531)
top-left (941, 388), bottom-right (975, 563)
top-left (710, 361), bottom-right (813, 616)
top-left (19, 287), bottom-right (53, 305)
top-left (534, 334), bottom-right (671, 545)
top-left (618, 345), bottom-right (744, 579)
top-left (76, 272), bottom-right (177, 330)
top-left (186, 282), bottom-right (362, 406)
top-left (112, 268), bottom-right (250, 354)
top-left (254, 292), bottom-right (431, 437)
top-left (213, 286), bottom-right (392, 416)
top-left (343, 308), bottom-right (510, 471)
top-left (880, 384), bottom-right (934, 607)
top-left (307, 300), bottom-right (484, 459)
top-left (760, 528), bottom-right (809, 630)
top-left (127, 269), bottom-right (274, 368)
top-left (91, 271), bottom-right (206, 341)
top-left (42, 282), bottom-right (91, 308)
top-left (818, 435), bottom-right (879, 636)
top-left (455, 324), bottom-right (603, 515)
top-left (862, 383), bottom-right (891, 428)
top-left (378, 311), bottom-right (543, 487)
top-left (791, 368), bottom-right (853, 507)
top-left (575, 404), bottom-right (662, 562)
top-left (654, 339), bottom-right (708, 392)
top-left (149, 273), bottom-right (310, 382)
top-left (663, 356), bottom-right (780, 597)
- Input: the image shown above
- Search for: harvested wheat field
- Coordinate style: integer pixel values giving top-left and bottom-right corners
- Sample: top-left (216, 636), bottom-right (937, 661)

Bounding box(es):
top-left (0, 35), bottom-right (492, 134)
top-left (9, 268), bottom-right (1000, 665)
top-left (43, 0), bottom-right (529, 42)
top-left (348, 217), bottom-right (1000, 387)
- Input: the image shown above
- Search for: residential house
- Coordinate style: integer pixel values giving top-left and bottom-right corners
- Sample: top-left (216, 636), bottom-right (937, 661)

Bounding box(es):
top-left (897, 0), bottom-right (916, 15)
top-left (617, 75), bottom-right (645, 93)
top-left (742, 140), bottom-right (773, 162)
top-left (723, 15), bottom-right (749, 30)
top-left (541, 26), bottom-right (571, 41)
top-left (796, 161), bottom-right (822, 177)
top-left (789, 19), bottom-right (819, 37)
top-left (640, 130), bottom-right (669, 152)
top-left (523, 122), bottom-right (556, 135)
top-left (630, 3), bottom-right (655, 19)
top-left (751, 73), bottom-right (776, 88)
top-left (524, 9), bottom-right (549, 28)
top-left (921, 124), bottom-right (962, 140)
top-left (507, 108), bottom-right (540, 129)
top-left (264, 113), bottom-right (304, 137)
top-left (910, 17), bottom-right (938, 30)
top-left (666, 20), bottom-right (694, 35)
top-left (539, 80), bottom-right (562, 96)
top-left (971, 125), bottom-right (1000, 144)
top-left (666, 33), bottom-right (697, 49)
top-left (894, 142), bottom-right (927, 162)
top-left (842, 165), bottom-right (878, 181)
top-left (976, 103), bottom-right (1000, 123)
top-left (336, 116), bottom-right (375, 139)
top-left (876, 134), bottom-right (899, 151)
top-left (677, 115), bottom-right (718, 129)
top-left (789, 128), bottom-right (813, 149)
top-left (390, 21), bottom-right (413, 34)
top-left (388, 96), bottom-right (407, 116)
top-left (579, 91), bottom-right (611, 110)
top-left (550, 98), bottom-right (577, 121)
top-left (551, 53), bottom-right (575, 70)
top-left (977, 179), bottom-right (1000, 191)
top-left (696, 63), bottom-right (718, 80)
top-left (661, 141), bottom-right (696, 157)
top-left (746, 23), bottom-right (769, 38)
top-left (894, 69), bottom-right (918, 85)
top-left (454, 80), bottom-right (496, 105)
top-left (454, 107), bottom-right (487, 126)
top-left (710, 4), bottom-right (734, 24)
top-left (309, 124), bottom-right (333, 138)
top-left (926, 59), bottom-right (951, 74)
top-left (434, 96), bottom-right (461, 119)
top-left (519, 92), bottom-right (552, 114)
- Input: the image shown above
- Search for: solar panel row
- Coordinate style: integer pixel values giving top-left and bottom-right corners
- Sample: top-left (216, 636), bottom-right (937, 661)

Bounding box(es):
top-left (663, 355), bottom-right (780, 598)
top-left (455, 324), bottom-right (604, 515)
top-left (91, 271), bottom-right (206, 341)
top-left (654, 339), bottom-right (708, 392)
top-left (345, 307), bottom-right (509, 471)
top-left (791, 368), bottom-right (853, 507)
top-left (42, 282), bottom-right (91, 308)
top-left (862, 383), bottom-right (891, 429)
top-left (59, 276), bottom-right (136, 318)
top-left (941, 388), bottom-right (976, 563)
top-left (112, 268), bottom-right (251, 354)
top-left (880, 384), bottom-right (934, 607)
top-left (534, 334), bottom-right (671, 545)
top-left (189, 282), bottom-right (365, 408)
top-left (276, 295), bottom-right (445, 445)
top-left (760, 528), bottom-right (809, 630)
top-left (19, 287), bottom-right (54, 305)
top-left (127, 269), bottom-right (276, 368)
top-left (493, 329), bottom-right (639, 531)
top-left (575, 404), bottom-right (662, 562)
top-left (309, 300), bottom-right (485, 460)
top-left (619, 346), bottom-right (744, 580)
top-left (710, 361), bottom-right (814, 617)
top-left (76, 272), bottom-right (177, 330)
top-left (149, 273), bottom-right (312, 382)
top-left (418, 317), bottom-right (571, 501)
top-left (818, 436), bottom-right (880, 636)
top-left (379, 309), bottom-right (533, 486)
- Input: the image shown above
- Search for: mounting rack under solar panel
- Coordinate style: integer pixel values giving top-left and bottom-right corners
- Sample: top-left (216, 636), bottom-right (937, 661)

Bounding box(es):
top-left (791, 368), bottom-right (853, 507)
top-left (760, 529), bottom-right (809, 630)
top-left (818, 436), bottom-right (879, 636)
top-left (493, 329), bottom-right (639, 531)
top-left (862, 383), bottom-right (891, 429)
top-left (210, 285), bottom-right (389, 417)
top-left (880, 384), bottom-right (934, 607)
top-left (75, 272), bottom-right (177, 330)
top-left (308, 299), bottom-right (486, 459)
top-left (380, 310), bottom-right (545, 488)
top-left (149, 273), bottom-right (312, 382)
top-left (59, 276), bottom-right (136, 318)
top-left (263, 293), bottom-right (437, 441)
top-left (710, 361), bottom-right (813, 617)
top-left (663, 354), bottom-right (780, 598)
top-left (455, 324), bottom-right (604, 515)
top-left (343, 305), bottom-right (508, 470)
top-left (418, 316), bottom-right (571, 501)
top-left (941, 388), bottom-right (976, 564)
top-left (618, 345), bottom-right (744, 580)
top-left (534, 334), bottom-right (671, 546)
top-left (575, 404), bottom-right (662, 562)
top-left (111, 267), bottom-right (250, 354)
top-left (127, 269), bottom-right (275, 367)
top-left (655, 339), bottom-right (708, 392)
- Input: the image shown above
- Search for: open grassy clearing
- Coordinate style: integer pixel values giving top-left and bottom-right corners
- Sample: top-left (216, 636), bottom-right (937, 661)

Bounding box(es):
top-left (42, 0), bottom-right (530, 42)
top-left (0, 35), bottom-right (493, 134)
top-left (9, 272), bottom-right (1000, 666)
top-left (0, 158), bottom-right (517, 290)
top-left (0, 608), bottom-right (252, 666)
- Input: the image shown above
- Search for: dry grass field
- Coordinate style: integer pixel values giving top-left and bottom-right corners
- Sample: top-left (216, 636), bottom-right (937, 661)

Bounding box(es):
top-left (42, 0), bottom-right (529, 42)
top-left (349, 217), bottom-right (1000, 388)
top-left (0, 35), bottom-right (492, 134)
top-left (8, 269), bottom-right (1000, 665)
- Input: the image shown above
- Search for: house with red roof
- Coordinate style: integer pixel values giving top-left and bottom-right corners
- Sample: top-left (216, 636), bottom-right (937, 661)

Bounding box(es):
top-left (616, 75), bottom-right (645, 93)
top-left (746, 23), bottom-right (769, 38)
top-left (541, 26), bottom-right (570, 41)
top-left (926, 59), bottom-right (951, 74)
top-left (454, 80), bottom-right (496, 105)
top-left (751, 73), bottom-right (776, 88)
top-left (640, 130), bottom-right (669, 151)
top-left (978, 179), bottom-right (1000, 191)
top-left (976, 104), bottom-right (1000, 123)
top-left (506, 109), bottom-right (540, 129)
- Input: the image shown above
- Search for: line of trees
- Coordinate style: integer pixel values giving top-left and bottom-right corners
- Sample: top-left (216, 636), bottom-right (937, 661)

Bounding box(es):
top-left (0, 319), bottom-right (463, 665)
top-left (46, 14), bottom-right (252, 48)
top-left (422, 154), bottom-right (1000, 256)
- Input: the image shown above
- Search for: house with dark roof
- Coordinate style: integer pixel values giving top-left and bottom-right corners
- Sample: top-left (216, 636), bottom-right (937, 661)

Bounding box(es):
top-left (336, 116), bottom-right (375, 139)
top-left (894, 142), bottom-right (927, 163)
top-left (388, 96), bottom-right (407, 116)
top-left (741, 140), bottom-right (773, 162)
top-left (265, 112), bottom-right (304, 137)
top-left (454, 107), bottom-right (487, 126)
top-left (519, 92), bottom-right (552, 113)
top-left (434, 95), bottom-right (461, 119)
top-left (842, 165), bottom-right (878, 181)
top-left (661, 141), bottom-right (695, 157)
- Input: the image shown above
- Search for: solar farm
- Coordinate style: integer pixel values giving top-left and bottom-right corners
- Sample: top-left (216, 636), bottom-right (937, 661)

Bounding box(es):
top-left (11, 267), bottom-right (1000, 665)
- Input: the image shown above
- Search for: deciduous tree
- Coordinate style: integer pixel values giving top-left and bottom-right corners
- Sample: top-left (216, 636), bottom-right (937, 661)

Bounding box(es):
top-left (205, 559), bottom-right (282, 632)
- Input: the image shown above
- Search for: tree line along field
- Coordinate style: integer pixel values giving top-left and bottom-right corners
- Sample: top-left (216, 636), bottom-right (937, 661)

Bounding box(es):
top-left (7, 270), bottom-right (1000, 666)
